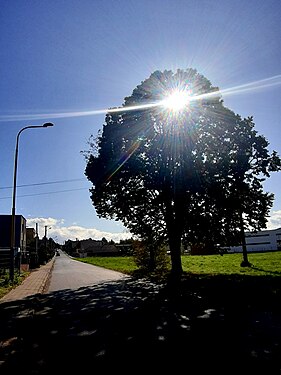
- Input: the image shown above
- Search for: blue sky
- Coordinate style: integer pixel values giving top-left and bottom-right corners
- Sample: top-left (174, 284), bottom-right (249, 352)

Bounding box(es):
top-left (0, 0), bottom-right (280, 243)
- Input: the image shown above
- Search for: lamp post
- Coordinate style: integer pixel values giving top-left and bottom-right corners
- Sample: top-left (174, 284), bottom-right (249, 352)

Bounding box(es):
top-left (10, 122), bottom-right (54, 281)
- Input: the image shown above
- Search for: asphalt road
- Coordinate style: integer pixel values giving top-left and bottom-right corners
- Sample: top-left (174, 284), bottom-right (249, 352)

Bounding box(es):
top-left (46, 250), bottom-right (129, 292)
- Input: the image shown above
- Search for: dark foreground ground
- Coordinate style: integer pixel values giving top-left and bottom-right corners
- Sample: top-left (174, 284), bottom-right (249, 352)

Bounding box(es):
top-left (0, 274), bottom-right (280, 374)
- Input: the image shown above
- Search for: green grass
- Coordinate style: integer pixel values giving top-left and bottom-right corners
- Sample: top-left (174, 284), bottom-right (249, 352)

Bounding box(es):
top-left (75, 256), bottom-right (138, 274)
top-left (75, 251), bottom-right (281, 277)
top-left (181, 251), bottom-right (281, 276)
top-left (0, 271), bottom-right (30, 299)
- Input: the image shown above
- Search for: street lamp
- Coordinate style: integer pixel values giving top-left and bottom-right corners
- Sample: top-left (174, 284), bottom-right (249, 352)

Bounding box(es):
top-left (10, 122), bottom-right (54, 281)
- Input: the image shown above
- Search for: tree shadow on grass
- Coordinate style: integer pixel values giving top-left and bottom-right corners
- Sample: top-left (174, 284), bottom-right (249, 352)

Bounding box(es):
top-left (0, 275), bottom-right (281, 374)
top-left (249, 265), bottom-right (281, 276)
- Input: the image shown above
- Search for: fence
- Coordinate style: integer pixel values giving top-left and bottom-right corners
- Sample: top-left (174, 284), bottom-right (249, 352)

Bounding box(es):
top-left (0, 248), bottom-right (11, 273)
top-left (0, 248), bottom-right (20, 274)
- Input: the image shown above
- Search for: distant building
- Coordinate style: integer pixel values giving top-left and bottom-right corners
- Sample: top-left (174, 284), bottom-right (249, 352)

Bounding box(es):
top-left (229, 227), bottom-right (281, 253)
top-left (26, 227), bottom-right (35, 245)
top-left (64, 238), bottom-right (119, 257)
top-left (0, 214), bottom-right (26, 251)
top-left (115, 243), bottom-right (133, 255)
top-left (0, 214), bottom-right (27, 270)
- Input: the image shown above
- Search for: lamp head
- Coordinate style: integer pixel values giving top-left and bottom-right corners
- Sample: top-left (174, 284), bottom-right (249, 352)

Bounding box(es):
top-left (43, 122), bottom-right (54, 127)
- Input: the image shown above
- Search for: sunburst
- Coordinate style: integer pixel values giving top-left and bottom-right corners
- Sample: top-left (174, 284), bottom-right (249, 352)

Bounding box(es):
top-left (161, 89), bottom-right (191, 112)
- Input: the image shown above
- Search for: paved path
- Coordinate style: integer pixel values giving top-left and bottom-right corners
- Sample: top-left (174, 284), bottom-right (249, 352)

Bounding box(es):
top-left (47, 251), bottom-right (128, 292)
top-left (0, 252), bottom-right (129, 302)
top-left (0, 257), bottom-right (55, 303)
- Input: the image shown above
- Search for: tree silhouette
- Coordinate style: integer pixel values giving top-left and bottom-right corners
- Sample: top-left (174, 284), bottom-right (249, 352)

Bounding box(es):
top-left (84, 69), bottom-right (280, 278)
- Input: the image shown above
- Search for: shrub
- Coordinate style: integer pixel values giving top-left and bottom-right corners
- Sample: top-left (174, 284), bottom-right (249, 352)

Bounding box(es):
top-left (133, 240), bottom-right (169, 276)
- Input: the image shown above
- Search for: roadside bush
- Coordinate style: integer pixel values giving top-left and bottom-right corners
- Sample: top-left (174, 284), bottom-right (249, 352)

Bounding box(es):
top-left (133, 240), bottom-right (169, 277)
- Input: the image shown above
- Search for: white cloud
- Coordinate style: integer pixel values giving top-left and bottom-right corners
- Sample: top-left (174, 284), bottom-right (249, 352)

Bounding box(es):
top-left (27, 217), bottom-right (64, 228)
top-left (26, 217), bottom-right (132, 244)
top-left (266, 210), bottom-right (281, 230)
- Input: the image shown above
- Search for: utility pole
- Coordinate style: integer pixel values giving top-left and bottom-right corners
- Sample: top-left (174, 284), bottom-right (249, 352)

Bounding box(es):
top-left (44, 225), bottom-right (48, 253)
top-left (44, 225), bottom-right (51, 254)
top-left (35, 223), bottom-right (39, 267)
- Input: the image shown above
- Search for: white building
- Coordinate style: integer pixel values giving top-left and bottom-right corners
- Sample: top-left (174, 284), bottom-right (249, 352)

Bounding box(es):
top-left (229, 227), bottom-right (281, 253)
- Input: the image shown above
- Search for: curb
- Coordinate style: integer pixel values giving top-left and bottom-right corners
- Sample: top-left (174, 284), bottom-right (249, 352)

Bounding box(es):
top-left (42, 256), bottom-right (56, 293)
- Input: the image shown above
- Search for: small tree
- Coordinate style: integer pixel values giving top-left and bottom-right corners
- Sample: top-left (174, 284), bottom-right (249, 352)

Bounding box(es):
top-left (220, 116), bottom-right (280, 266)
top-left (184, 115), bottom-right (280, 263)
top-left (133, 239), bottom-right (169, 277)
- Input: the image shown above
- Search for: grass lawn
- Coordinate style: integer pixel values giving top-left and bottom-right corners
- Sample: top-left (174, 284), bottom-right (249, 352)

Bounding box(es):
top-left (75, 256), bottom-right (137, 274)
top-left (0, 271), bottom-right (30, 299)
top-left (181, 251), bottom-right (281, 276)
top-left (75, 251), bottom-right (281, 277)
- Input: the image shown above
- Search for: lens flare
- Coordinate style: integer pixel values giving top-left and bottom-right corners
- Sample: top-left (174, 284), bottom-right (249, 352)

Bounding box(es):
top-left (161, 89), bottom-right (191, 112)
top-left (0, 74), bottom-right (280, 122)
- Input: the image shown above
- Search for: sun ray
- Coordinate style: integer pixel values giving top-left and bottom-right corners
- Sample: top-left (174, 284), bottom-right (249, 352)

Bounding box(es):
top-left (106, 139), bottom-right (141, 182)
top-left (0, 74), bottom-right (280, 122)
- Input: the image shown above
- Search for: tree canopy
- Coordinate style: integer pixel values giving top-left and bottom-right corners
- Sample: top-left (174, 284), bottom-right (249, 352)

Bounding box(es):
top-left (84, 68), bottom-right (281, 277)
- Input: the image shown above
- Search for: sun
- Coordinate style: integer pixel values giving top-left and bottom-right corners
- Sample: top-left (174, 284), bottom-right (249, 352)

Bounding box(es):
top-left (161, 89), bottom-right (191, 112)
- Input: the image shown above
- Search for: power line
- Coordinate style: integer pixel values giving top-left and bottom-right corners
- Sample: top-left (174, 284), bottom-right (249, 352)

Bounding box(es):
top-left (0, 178), bottom-right (86, 190)
top-left (0, 187), bottom-right (90, 200)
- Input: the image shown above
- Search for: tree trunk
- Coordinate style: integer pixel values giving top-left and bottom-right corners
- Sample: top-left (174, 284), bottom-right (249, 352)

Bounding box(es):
top-left (169, 233), bottom-right (183, 275)
top-left (164, 198), bottom-right (183, 279)
top-left (239, 208), bottom-right (251, 267)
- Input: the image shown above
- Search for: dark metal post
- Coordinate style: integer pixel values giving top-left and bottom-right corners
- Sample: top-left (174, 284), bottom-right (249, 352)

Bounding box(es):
top-left (10, 129), bottom-right (22, 282)
top-left (9, 123), bottom-right (54, 281)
